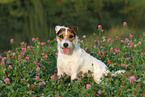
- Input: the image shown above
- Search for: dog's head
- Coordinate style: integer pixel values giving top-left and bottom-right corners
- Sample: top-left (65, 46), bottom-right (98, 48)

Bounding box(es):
top-left (55, 26), bottom-right (78, 54)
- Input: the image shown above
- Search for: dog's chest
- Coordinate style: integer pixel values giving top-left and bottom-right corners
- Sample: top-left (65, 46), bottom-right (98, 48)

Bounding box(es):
top-left (62, 60), bottom-right (73, 74)
top-left (58, 54), bottom-right (83, 75)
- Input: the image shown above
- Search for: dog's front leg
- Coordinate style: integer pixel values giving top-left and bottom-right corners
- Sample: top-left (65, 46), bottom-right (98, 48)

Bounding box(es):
top-left (57, 67), bottom-right (64, 83)
top-left (70, 65), bottom-right (81, 82)
top-left (57, 67), bottom-right (64, 78)
top-left (57, 61), bottom-right (64, 78)
top-left (70, 58), bottom-right (83, 82)
top-left (71, 73), bottom-right (77, 82)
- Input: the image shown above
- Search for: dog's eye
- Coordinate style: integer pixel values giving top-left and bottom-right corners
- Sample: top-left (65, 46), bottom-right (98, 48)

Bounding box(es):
top-left (69, 35), bottom-right (74, 38)
top-left (59, 35), bottom-right (63, 39)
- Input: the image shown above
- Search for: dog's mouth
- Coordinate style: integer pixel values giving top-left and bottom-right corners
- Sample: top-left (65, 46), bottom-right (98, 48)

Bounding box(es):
top-left (62, 48), bottom-right (70, 54)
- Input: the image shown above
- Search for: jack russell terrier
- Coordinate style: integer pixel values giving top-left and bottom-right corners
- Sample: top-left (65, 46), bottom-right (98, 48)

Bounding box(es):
top-left (55, 26), bottom-right (125, 83)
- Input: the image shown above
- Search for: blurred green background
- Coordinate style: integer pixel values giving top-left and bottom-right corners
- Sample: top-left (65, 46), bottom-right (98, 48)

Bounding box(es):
top-left (0, 0), bottom-right (145, 50)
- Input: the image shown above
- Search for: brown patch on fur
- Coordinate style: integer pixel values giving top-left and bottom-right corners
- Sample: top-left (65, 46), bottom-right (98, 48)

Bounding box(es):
top-left (69, 26), bottom-right (78, 34)
top-left (57, 31), bottom-right (65, 42)
top-left (57, 29), bottom-right (75, 42)
top-left (67, 31), bottom-right (75, 42)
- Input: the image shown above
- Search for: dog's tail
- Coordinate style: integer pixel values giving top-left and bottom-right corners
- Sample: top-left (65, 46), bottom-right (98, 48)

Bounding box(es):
top-left (111, 70), bottom-right (126, 76)
top-left (104, 70), bottom-right (126, 76)
top-left (93, 69), bottom-right (126, 84)
top-left (105, 70), bottom-right (126, 76)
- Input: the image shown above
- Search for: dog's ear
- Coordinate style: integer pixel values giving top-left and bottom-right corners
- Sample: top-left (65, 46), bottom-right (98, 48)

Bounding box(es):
top-left (69, 26), bottom-right (78, 34)
top-left (55, 26), bottom-right (65, 34)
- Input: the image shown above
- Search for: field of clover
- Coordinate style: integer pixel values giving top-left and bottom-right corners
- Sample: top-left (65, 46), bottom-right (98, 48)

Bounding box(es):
top-left (0, 24), bottom-right (145, 97)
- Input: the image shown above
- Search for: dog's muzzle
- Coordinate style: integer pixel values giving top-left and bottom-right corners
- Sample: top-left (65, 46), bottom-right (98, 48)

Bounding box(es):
top-left (62, 43), bottom-right (70, 54)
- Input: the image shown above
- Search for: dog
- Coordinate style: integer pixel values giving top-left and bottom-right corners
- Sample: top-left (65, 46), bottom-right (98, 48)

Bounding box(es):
top-left (55, 26), bottom-right (125, 83)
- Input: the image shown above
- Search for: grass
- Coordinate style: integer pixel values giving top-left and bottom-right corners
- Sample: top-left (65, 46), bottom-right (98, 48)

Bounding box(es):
top-left (82, 26), bottom-right (142, 48)
top-left (0, 26), bottom-right (145, 97)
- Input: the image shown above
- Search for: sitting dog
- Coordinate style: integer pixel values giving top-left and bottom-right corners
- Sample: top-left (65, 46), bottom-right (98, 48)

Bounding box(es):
top-left (55, 26), bottom-right (124, 83)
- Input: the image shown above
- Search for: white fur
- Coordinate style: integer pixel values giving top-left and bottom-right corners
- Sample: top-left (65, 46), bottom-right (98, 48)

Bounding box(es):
top-left (56, 26), bottom-right (125, 83)
top-left (55, 26), bottom-right (66, 34)
top-left (57, 38), bottom-right (108, 83)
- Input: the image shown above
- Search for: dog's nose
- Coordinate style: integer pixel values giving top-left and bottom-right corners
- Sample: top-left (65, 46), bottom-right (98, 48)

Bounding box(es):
top-left (63, 43), bottom-right (68, 48)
